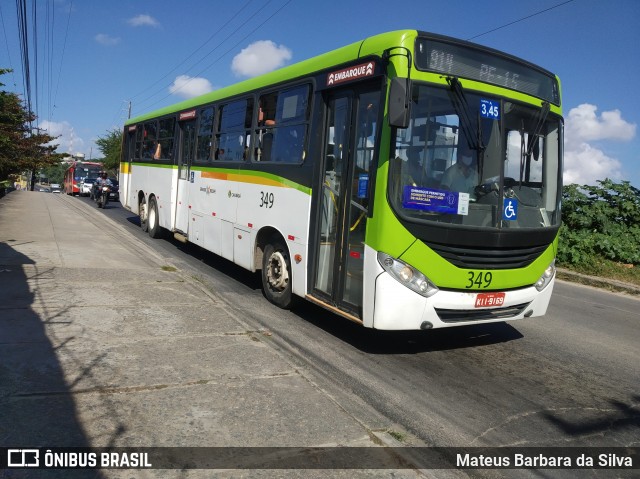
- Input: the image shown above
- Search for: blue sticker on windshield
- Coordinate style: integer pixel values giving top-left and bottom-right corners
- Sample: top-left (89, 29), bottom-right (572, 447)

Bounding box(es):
top-left (402, 186), bottom-right (469, 216)
top-left (480, 99), bottom-right (500, 120)
top-left (503, 198), bottom-right (518, 221)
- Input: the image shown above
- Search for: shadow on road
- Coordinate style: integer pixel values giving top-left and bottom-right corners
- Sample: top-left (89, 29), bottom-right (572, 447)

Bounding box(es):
top-left (291, 300), bottom-right (524, 354)
top-left (0, 240), bottom-right (105, 478)
top-left (542, 395), bottom-right (640, 442)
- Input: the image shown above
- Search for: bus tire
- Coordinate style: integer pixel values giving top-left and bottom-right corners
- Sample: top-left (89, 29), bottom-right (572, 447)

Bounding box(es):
top-left (262, 239), bottom-right (294, 309)
top-left (139, 198), bottom-right (149, 232)
top-left (148, 197), bottom-right (161, 239)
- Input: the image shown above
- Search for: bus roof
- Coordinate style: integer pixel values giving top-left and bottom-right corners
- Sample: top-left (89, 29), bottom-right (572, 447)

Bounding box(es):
top-left (126, 30), bottom-right (418, 125)
top-left (126, 29), bottom-right (559, 125)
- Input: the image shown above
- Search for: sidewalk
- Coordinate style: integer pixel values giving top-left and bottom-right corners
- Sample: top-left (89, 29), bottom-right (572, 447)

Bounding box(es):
top-left (0, 191), bottom-right (427, 477)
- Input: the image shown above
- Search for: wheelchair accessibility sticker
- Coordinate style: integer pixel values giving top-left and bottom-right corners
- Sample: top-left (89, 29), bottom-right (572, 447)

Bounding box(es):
top-left (503, 198), bottom-right (518, 221)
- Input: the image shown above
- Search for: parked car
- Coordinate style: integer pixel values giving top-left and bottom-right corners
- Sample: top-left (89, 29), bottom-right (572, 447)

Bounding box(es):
top-left (80, 178), bottom-right (97, 196)
top-left (109, 178), bottom-right (119, 202)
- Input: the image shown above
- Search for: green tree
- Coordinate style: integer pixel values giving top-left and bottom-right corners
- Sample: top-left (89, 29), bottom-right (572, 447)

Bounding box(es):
top-left (558, 179), bottom-right (640, 266)
top-left (41, 162), bottom-right (67, 185)
top-left (96, 128), bottom-right (122, 176)
top-left (0, 69), bottom-right (65, 186)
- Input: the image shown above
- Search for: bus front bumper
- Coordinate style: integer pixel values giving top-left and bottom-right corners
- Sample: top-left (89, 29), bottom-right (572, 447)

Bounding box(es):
top-left (370, 271), bottom-right (555, 330)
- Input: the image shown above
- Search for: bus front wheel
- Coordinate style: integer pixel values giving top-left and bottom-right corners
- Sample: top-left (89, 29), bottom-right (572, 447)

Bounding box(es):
top-left (262, 239), bottom-right (294, 309)
top-left (148, 197), bottom-right (161, 238)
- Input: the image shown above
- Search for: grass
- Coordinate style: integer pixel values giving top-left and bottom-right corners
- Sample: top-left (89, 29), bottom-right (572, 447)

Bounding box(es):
top-left (387, 430), bottom-right (406, 442)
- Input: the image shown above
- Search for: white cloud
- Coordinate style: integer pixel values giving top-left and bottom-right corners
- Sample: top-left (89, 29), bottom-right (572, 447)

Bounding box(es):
top-left (231, 40), bottom-right (292, 78)
top-left (169, 75), bottom-right (213, 99)
top-left (563, 143), bottom-right (623, 186)
top-left (95, 33), bottom-right (120, 46)
top-left (563, 103), bottom-right (636, 185)
top-left (39, 120), bottom-right (84, 155)
top-left (565, 104), bottom-right (635, 145)
top-left (127, 14), bottom-right (160, 27)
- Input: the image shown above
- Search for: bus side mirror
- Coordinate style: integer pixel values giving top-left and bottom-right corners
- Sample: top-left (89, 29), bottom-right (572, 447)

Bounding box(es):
top-left (388, 77), bottom-right (411, 129)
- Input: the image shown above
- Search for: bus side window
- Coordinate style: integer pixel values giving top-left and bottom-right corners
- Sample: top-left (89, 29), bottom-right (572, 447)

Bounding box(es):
top-left (134, 125), bottom-right (143, 160)
top-left (158, 117), bottom-right (176, 161)
top-left (216, 99), bottom-right (253, 162)
top-left (196, 106), bottom-right (215, 165)
top-left (256, 93), bottom-right (277, 162)
top-left (142, 121), bottom-right (158, 160)
top-left (254, 85), bottom-right (309, 163)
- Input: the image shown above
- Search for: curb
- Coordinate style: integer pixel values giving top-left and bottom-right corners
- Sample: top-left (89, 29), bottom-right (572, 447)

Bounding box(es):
top-left (556, 267), bottom-right (640, 296)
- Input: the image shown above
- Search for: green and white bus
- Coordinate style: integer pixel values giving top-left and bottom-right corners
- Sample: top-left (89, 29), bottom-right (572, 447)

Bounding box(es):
top-left (120, 30), bottom-right (562, 330)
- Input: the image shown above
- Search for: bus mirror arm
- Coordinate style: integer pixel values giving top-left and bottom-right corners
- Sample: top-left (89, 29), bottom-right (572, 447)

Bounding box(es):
top-left (384, 47), bottom-right (412, 129)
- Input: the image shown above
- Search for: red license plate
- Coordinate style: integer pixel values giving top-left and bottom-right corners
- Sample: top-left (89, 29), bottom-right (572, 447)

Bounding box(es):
top-left (475, 292), bottom-right (505, 308)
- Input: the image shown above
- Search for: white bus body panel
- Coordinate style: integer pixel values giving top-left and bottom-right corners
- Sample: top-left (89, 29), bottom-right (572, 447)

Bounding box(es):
top-left (120, 171), bottom-right (131, 209)
top-left (132, 165), bottom-right (312, 298)
top-left (364, 246), bottom-right (555, 330)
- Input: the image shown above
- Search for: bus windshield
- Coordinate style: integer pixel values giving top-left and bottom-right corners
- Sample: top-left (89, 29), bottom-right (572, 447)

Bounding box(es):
top-left (389, 83), bottom-right (562, 229)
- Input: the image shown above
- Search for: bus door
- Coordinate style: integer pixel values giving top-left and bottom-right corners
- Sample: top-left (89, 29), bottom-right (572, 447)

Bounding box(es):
top-left (311, 87), bottom-right (380, 316)
top-left (123, 126), bottom-right (137, 208)
top-left (174, 117), bottom-right (197, 234)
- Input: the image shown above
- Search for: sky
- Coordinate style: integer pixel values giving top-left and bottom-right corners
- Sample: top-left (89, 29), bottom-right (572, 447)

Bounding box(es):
top-left (1, 0), bottom-right (639, 187)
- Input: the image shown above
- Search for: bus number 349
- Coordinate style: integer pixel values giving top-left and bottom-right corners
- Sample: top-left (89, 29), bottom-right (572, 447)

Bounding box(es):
top-left (260, 191), bottom-right (274, 208)
top-left (466, 271), bottom-right (492, 288)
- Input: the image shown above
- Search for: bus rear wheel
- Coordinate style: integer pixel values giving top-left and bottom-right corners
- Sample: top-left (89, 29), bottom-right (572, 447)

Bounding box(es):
top-left (139, 198), bottom-right (149, 232)
top-left (262, 239), bottom-right (294, 309)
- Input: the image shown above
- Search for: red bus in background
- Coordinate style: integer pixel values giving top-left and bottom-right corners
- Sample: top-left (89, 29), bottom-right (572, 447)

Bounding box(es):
top-left (63, 161), bottom-right (102, 195)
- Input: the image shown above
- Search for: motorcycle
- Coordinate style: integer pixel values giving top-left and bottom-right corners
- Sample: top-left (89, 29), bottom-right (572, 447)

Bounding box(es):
top-left (94, 183), bottom-right (111, 209)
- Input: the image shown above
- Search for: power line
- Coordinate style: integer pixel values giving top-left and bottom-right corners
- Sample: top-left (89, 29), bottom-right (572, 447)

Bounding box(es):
top-left (194, 0), bottom-right (292, 79)
top-left (31, 0), bottom-right (39, 122)
top-left (0, 2), bottom-right (19, 89)
top-left (52, 0), bottom-right (73, 120)
top-left (45, 0), bottom-right (55, 123)
top-left (132, 0), bottom-right (274, 112)
top-left (137, 0), bottom-right (292, 115)
top-left (129, 0), bottom-right (256, 101)
top-left (16, 0), bottom-right (32, 128)
top-left (466, 0), bottom-right (576, 41)
top-left (109, 99), bottom-right (131, 128)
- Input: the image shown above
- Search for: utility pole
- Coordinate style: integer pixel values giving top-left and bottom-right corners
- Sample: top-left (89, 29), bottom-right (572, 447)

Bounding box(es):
top-left (30, 127), bottom-right (47, 191)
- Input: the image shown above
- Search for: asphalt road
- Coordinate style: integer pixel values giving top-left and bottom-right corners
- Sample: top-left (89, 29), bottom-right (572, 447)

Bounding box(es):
top-left (75, 195), bottom-right (640, 472)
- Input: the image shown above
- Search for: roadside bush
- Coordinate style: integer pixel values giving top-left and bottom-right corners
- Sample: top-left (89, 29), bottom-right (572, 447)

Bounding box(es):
top-left (558, 179), bottom-right (640, 267)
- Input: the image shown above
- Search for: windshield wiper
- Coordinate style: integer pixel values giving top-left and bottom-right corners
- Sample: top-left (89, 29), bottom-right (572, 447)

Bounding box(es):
top-left (446, 77), bottom-right (474, 148)
top-left (526, 101), bottom-right (550, 158)
top-left (446, 76), bottom-right (487, 181)
top-left (520, 101), bottom-right (550, 184)
top-left (445, 76), bottom-right (485, 153)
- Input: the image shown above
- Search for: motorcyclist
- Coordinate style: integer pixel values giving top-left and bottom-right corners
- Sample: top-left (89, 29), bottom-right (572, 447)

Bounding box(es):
top-left (92, 173), bottom-right (112, 200)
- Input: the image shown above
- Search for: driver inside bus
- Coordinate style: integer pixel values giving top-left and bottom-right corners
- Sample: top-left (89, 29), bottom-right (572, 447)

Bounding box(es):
top-left (441, 143), bottom-right (479, 197)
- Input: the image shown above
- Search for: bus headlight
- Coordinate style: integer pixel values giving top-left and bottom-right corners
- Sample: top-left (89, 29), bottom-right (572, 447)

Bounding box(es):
top-left (535, 260), bottom-right (556, 291)
top-left (377, 252), bottom-right (438, 298)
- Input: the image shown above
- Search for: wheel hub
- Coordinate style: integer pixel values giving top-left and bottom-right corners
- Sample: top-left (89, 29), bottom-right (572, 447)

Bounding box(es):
top-left (267, 251), bottom-right (289, 291)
